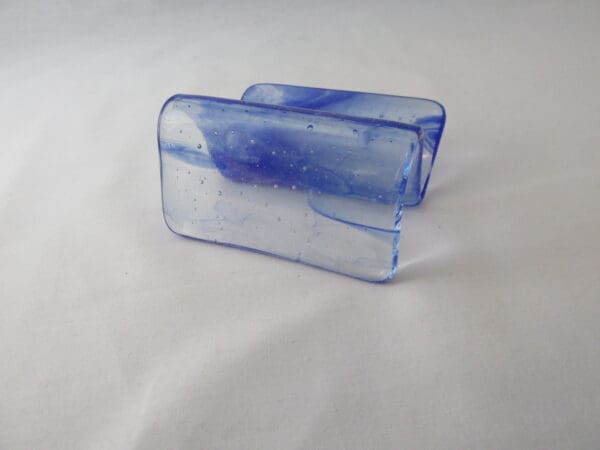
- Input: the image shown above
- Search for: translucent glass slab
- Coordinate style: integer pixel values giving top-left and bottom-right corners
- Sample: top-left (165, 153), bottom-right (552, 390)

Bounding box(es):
top-left (157, 87), bottom-right (446, 281)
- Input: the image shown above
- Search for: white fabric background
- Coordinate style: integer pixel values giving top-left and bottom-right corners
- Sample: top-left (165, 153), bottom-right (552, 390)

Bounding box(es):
top-left (1, 1), bottom-right (599, 448)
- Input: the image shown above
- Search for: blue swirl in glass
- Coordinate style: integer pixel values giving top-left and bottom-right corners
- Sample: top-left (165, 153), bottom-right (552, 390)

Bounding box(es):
top-left (158, 84), bottom-right (446, 281)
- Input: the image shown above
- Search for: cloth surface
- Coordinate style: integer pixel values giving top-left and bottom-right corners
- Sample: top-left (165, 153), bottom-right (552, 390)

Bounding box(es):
top-left (1, 1), bottom-right (599, 448)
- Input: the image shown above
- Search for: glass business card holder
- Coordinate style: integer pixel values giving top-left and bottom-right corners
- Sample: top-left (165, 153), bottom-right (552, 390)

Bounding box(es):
top-left (157, 83), bottom-right (446, 281)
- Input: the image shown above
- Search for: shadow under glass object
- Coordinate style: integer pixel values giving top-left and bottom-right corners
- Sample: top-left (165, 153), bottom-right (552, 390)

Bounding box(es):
top-left (157, 83), bottom-right (446, 281)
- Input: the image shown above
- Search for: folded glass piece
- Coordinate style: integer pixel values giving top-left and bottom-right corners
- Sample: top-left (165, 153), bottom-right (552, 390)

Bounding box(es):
top-left (157, 85), bottom-right (446, 281)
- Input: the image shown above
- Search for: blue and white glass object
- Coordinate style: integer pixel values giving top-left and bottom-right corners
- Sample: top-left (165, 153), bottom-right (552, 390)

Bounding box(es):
top-left (157, 84), bottom-right (446, 281)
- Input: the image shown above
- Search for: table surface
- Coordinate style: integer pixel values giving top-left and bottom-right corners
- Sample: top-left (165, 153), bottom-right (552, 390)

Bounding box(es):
top-left (1, 1), bottom-right (599, 449)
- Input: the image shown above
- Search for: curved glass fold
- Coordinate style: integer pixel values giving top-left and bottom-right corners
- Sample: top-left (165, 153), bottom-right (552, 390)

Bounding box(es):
top-left (157, 87), bottom-right (445, 281)
top-left (242, 83), bottom-right (446, 206)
